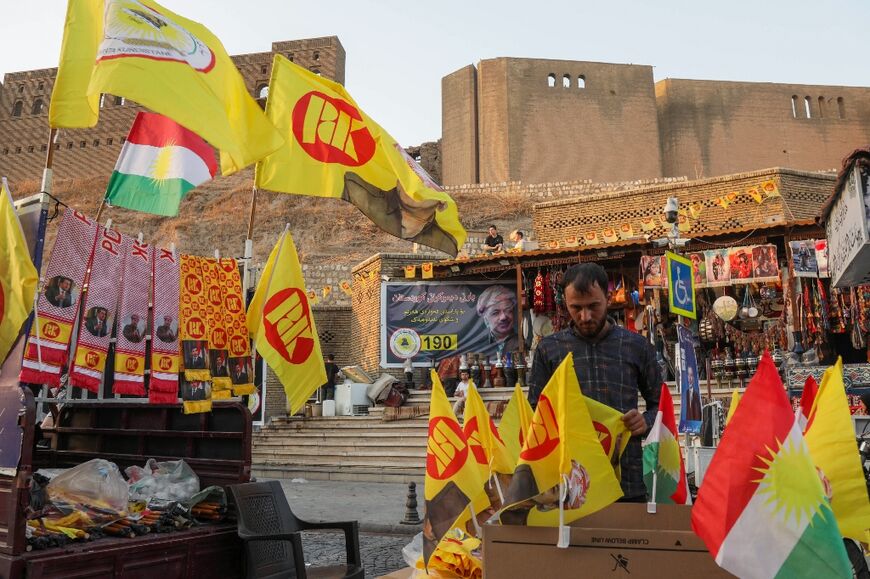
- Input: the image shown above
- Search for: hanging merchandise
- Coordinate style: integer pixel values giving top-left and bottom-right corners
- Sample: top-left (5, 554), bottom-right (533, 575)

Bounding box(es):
top-left (113, 238), bottom-right (152, 396)
top-left (179, 255), bottom-right (212, 414)
top-left (69, 226), bottom-right (128, 393)
top-left (532, 270), bottom-right (545, 313)
top-left (713, 295), bottom-right (738, 322)
top-left (704, 249), bottom-right (730, 287)
top-left (203, 258), bottom-right (232, 400)
top-left (220, 258), bottom-right (254, 396)
top-left (150, 247), bottom-right (181, 404)
top-left (20, 210), bottom-right (98, 386)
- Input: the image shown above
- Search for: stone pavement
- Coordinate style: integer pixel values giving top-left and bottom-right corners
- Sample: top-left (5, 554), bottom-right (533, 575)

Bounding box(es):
top-left (272, 478), bottom-right (423, 535)
top-left (268, 478), bottom-right (420, 576)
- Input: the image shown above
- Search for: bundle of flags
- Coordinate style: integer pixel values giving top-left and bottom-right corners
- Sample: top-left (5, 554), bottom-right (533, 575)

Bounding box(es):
top-left (642, 383), bottom-right (691, 505)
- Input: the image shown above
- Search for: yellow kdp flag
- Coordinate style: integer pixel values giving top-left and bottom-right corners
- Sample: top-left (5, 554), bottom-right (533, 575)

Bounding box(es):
top-left (0, 179), bottom-right (38, 363)
top-left (255, 54), bottom-right (467, 256)
top-left (805, 358), bottom-right (870, 543)
top-left (498, 383), bottom-right (534, 467)
top-left (498, 355), bottom-right (622, 530)
top-left (247, 226), bottom-right (326, 415)
top-left (423, 371), bottom-right (487, 570)
top-left (585, 396), bottom-right (631, 475)
top-left (49, 0), bottom-right (283, 174)
top-left (463, 381), bottom-right (514, 477)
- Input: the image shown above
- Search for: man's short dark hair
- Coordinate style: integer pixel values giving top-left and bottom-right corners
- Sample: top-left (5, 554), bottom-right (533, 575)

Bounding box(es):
top-left (516, 231), bottom-right (524, 239)
top-left (327, 354), bottom-right (335, 361)
top-left (562, 263), bottom-right (608, 294)
top-left (489, 224), bottom-right (497, 230)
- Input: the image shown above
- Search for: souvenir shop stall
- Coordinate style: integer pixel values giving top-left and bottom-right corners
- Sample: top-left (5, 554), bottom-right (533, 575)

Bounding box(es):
top-left (1, 202), bottom-right (256, 576)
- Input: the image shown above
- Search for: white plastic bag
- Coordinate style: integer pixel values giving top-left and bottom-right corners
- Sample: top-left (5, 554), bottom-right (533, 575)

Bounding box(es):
top-left (126, 459), bottom-right (200, 502)
top-left (47, 459), bottom-right (129, 513)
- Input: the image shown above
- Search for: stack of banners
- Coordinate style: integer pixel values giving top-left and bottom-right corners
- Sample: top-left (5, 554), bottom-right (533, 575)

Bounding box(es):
top-left (202, 258), bottom-right (231, 399)
top-left (179, 255), bottom-right (211, 414)
top-left (497, 355), bottom-right (623, 543)
top-left (113, 238), bottom-right (151, 395)
top-left (218, 258), bottom-right (254, 396)
top-left (69, 226), bottom-right (128, 392)
top-left (498, 384), bottom-right (534, 466)
top-left (20, 210), bottom-right (98, 386)
top-left (805, 359), bottom-right (870, 544)
top-left (691, 353), bottom-right (851, 578)
top-left (642, 384), bottom-right (691, 505)
top-left (149, 247), bottom-right (181, 403)
top-left (422, 371), bottom-right (487, 570)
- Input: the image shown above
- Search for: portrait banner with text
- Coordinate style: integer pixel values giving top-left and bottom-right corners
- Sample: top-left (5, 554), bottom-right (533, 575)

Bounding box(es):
top-left (380, 281), bottom-right (518, 368)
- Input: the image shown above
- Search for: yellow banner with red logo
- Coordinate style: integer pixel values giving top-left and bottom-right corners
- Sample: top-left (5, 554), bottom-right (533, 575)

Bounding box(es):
top-left (179, 255), bottom-right (211, 414)
top-left (463, 381), bottom-right (514, 477)
top-left (202, 258), bottom-right (231, 399)
top-left (255, 54), bottom-right (466, 257)
top-left (219, 258), bottom-right (254, 396)
top-left (423, 371), bottom-right (488, 571)
top-left (498, 354), bottom-right (622, 527)
top-left (585, 397), bottom-right (632, 477)
top-left (247, 227), bottom-right (325, 415)
top-left (498, 384), bottom-right (534, 467)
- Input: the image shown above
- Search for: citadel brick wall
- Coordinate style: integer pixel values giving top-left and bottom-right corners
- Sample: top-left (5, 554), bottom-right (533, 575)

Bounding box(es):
top-left (446, 58), bottom-right (664, 186)
top-left (0, 36), bottom-right (345, 187)
top-left (656, 79), bottom-right (870, 179)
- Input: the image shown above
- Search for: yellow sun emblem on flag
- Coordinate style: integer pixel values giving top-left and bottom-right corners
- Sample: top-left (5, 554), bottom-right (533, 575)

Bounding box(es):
top-left (149, 140), bottom-right (177, 187)
top-left (658, 430), bottom-right (682, 480)
top-left (753, 434), bottom-right (825, 528)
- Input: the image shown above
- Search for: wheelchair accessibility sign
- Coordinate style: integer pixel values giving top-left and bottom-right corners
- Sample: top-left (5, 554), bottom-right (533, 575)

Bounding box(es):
top-left (666, 251), bottom-right (696, 319)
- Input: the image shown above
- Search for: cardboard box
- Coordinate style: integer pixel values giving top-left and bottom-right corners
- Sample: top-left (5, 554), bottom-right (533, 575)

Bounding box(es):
top-left (483, 503), bottom-right (734, 578)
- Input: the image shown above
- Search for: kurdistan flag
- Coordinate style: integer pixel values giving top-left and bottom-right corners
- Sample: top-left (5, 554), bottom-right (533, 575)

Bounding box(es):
top-left (642, 383), bottom-right (690, 504)
top-left (105, 112), bottom-right (217, 216)
top-left (691, 352), bottom-right (851, 579)
top-left (796, 375), bottom-right (819, 432)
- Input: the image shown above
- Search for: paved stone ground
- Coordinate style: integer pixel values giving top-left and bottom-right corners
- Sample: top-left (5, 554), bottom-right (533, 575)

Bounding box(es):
top-left (302, 531), bottom-right (409, 577)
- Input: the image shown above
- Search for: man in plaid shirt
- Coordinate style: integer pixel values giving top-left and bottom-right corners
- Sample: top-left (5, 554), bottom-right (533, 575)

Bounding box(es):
top-left (528, 263), bottom-right (661, 501)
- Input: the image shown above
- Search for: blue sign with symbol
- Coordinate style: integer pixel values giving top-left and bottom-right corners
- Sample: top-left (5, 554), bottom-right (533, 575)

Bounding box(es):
top-left (666, 251), bottom-right (696, 319)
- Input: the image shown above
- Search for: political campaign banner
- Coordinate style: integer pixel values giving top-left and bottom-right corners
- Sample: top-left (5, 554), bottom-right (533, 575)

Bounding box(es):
top-left (381, 281), bottom-right (518, 368)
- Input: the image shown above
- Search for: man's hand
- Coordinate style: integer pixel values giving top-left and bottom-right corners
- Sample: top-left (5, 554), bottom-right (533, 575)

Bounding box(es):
top-left (622, 409), bottom-right (647, 436)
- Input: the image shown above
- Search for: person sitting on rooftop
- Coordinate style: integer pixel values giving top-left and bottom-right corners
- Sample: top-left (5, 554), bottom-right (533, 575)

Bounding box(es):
top-left (482, 225), bottom-right (504, 254)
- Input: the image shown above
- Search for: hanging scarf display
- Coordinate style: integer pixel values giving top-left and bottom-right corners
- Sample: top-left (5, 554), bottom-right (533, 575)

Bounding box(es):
top-left (150, 247), bottom-right (181, 404)
top-left (220, 258), bottom-right (255, 396)
top-left (532, 271), bottom-right (545, 313)
top-left (113, 238), bottom-right (151, 395)
top-left (69, 226), bottom-right (128, 392)
top-left (543, 270), bottom-right (555, 313)
top-left (203, 258), bottom-right (231, 399)
top-left (20, 210), bottom-right (98, 386)
top-left (179, 255), bottom-right (212, 414)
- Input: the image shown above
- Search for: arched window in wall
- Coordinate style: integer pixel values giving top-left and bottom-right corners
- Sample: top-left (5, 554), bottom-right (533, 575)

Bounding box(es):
top-left (547, 73), bottom-right (556, 88)
top-left (817, 96), bottom-right (825, 118)
top-left (804, 96), bottom-right (812, 119)
top-left (577, 75), bottom-right (586, 89)
top-left (837, 97), bottom-right (845, 119)
top-left (562, 74), bottom-right (571, 88)
top-left (791, 95), bottom-right (798, 118)
top-left (114, 95), bottom-right (123, 105)
top-left (11, 100), bottom-right (23, 117)
top-left (31, 99), bottom-right (44, 115)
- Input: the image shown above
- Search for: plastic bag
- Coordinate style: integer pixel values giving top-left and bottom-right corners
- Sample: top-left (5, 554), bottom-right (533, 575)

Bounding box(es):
top-left (47, 458), bottom-right (129, 514)
top-left (126, 459), bottom-right (200, 502)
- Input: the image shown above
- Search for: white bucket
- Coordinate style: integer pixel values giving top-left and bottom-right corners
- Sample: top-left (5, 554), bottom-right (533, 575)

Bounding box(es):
top-left (322, 399), bottom-right (336, 417)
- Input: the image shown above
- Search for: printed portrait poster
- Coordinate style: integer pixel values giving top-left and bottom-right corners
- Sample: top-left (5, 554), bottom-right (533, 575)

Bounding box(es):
top-left (728, 247), bottom-right (753, 283)
top-left (640, 256), bottom-right (666, 289)
top-left (790, 240), bottom-right (818, 278)
top-left (381, 282), bottom-right (518, 367)
top-left (751, 244), bottom-right (779, 282)
top-left (814, 239), bottom-right (830, 278)
top-left (689, 253), bottom-right (707, 288)
top-left (704, 249), bottom-right (730, 287)
top-left (677, 325), bottom-right (703, 435)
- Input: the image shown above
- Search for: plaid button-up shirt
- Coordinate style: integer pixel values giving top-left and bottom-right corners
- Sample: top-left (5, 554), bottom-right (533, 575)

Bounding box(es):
top-left (527, 320), bottom-right (661, 499)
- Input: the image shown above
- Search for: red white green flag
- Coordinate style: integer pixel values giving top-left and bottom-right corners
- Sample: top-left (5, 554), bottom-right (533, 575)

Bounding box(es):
top-left (642, 383), bottom-right (690, 504)
top-left (105, 112), bottom-right (217, 217)
top-left (691, 352), bottom-right (851, 579)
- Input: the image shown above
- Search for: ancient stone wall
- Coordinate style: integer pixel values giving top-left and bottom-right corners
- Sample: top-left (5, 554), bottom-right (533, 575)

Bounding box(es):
top-left (0, 36), bottom-right (346, 186)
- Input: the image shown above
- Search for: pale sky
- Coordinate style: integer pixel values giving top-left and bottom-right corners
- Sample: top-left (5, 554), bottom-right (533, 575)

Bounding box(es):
top-left (2, 0), bottom-right (869, 146)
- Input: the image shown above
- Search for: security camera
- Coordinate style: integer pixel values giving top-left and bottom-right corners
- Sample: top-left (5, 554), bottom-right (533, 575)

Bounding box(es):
top-left (663, 197), bottom-right (679, 224)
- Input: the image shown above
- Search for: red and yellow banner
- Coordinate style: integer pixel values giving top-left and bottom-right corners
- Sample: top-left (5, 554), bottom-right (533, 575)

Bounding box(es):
top-left (113, 238), bottom-right (151, 395)
top-left (179, 255), bottom-right (211, 413)
top-left (220, 258), bottom-right (254, 396)
top-left (150, 247), bottom-right (180, 403)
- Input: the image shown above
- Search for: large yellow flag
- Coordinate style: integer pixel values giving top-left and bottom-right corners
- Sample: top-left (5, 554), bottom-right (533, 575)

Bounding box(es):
top-left (463, 381), bottom-right (514, 476)
top-left (498, 384), bottom-right (534, 466)
top-left (246, 227), bottom-right (326, 414)
top-left (255, 54), bottom-right (467, 256)
top-left (498, 355), bottom-right (623, 527)
top-left (805, 358), bottom-right (870, 543)
top-left (49, 0), bottom-right (283, 174)
top-left (0, 180), bottom-right (38, 364)
top-left (423, 371), bottom-right (487, 569)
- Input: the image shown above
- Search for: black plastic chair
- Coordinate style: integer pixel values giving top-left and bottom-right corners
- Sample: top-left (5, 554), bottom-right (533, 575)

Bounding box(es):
top-left (229, 480), bottom-right (364, 579)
